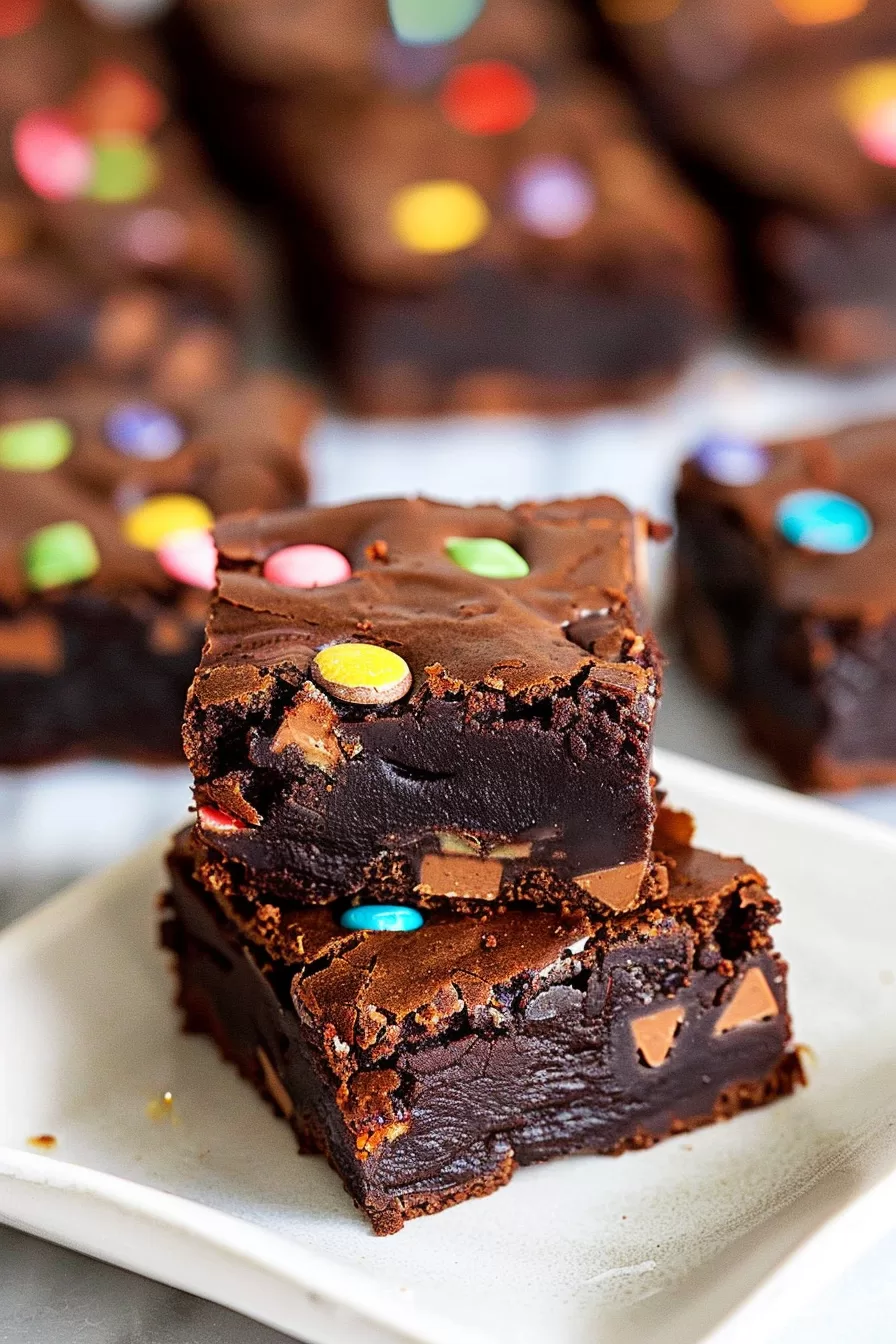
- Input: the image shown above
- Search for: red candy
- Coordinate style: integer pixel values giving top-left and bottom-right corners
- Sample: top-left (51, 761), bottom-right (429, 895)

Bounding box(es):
top-left (439, 61), bottom-right (537, 137)
top-left (263, 543), bottom-right (351, 589)
top-left (197, 804), bottom-right (247, 832)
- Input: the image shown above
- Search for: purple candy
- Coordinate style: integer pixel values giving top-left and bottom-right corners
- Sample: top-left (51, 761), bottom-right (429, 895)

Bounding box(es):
top-left (510, 156), bottom-right (595, 238)
top-left (105, 403), bottom-right (184, 461)
top-left (693, 434), bottom-right (770, 487)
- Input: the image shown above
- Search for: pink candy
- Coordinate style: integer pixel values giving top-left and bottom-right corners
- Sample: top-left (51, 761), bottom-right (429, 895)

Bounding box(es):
top-left (157, 527), bottom-right (217, 590)
top-left (263, 543), bottom-right (351, 589)
top-left (13, 111), bottom-right (93, 201)
top-left (858, 100), bottom-right (896, 168)
top-left (197, 804), bottom-right (246, 832)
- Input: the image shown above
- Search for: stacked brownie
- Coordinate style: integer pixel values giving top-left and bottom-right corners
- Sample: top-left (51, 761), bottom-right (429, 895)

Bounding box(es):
top-left (173, 0), bottom-right (727, 414)
top-left (162, 495), bottom-right (802, 1232)
top-left (676, 421), bottom-right (896, 790)
top-left (0, 0), bottom-right (327, 765)
top-left (598, 0), bottom-right (896, 367)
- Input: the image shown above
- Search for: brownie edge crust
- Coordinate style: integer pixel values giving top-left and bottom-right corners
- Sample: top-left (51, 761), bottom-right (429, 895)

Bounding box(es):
top-left (162, 823), bottom-right (803, 1234)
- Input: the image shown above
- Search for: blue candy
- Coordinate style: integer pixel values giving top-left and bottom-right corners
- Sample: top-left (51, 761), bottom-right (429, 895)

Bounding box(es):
top-left (340, 904), bottom-right (424, 932)
top-left (692, 432), bottom-right (770, 487)
top-left (105, 403), bottom-right (184, 461)
top-left (776, 489), bottom-right (872, 555)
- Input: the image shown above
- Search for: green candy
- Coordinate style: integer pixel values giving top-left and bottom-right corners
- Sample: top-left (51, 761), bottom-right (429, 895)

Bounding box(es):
top-left (88, 135), bottom-right (158, 203)
top-left (24, 521), bottom-right (100, 591)
top-left (0, 418), bottom-right (73, 471)
top-left (444, 536), bottom-right (530, 579)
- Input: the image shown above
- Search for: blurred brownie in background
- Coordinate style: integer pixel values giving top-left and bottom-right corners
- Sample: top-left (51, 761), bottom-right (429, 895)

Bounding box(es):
top-left (258, 71), bottom-right (726, 414)
top-left (597, 0), bottom-right (896, 367)
top-left (0, 370), bottom-right (317, 766)
top-left (168, 0), bottom-right (728, 414)
top-left (675, 421), bottom-right (896, 790)
top-left (0, 0), bottom-right (262, 383)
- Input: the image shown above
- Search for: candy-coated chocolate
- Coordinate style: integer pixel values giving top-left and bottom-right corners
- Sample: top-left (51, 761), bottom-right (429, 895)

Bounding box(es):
top-left (388, 0), bottom-right (483, 45)
top-left (105, 403), bottom-right (184, 460)
top-left (693, 433), bottom-right (770, 487)
top-left (263, 543), bottom-right (352, 589)
top-left (444, 535), bottom-right (530, 578)
top-left (439, 61), bottom-right (537, 137)
top-left (0, 418), bottom-right (73, 471)
top-left (158, 528), bottom-right (217, 590)
top-left (776, 488), bottom-right (872, 554)
top-left (510, 157), bottom-right (595, 238)
top-left (390, 181), bottom-right (489, 254)
top-left (13, 111), bottom-right (93, 202)
top-left (197, 804), bottom-right (248, 832)
top-left (340, 904), bottom-right (424, 931)
top-left (312, 642), bottom-right (413, 705)
top-left (24, 521), bottom-right (100, 590)
top-left (123, 494), bottom-right (213, 550)
top-left (88, 134), bottom-right (158, 203)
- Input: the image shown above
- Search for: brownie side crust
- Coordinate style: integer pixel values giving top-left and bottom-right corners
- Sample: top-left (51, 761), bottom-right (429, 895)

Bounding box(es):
top-left (162, 821), bottom-right (803, 1234)
top-left (184, 496), bottom-right (665, 914)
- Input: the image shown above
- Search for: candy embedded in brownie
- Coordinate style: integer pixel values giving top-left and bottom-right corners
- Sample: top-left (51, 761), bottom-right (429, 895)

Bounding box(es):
top-left (0, 372), bottom-right (317, 764)
top-left (161, 814), bottom-right (803, 1234)
top-left (675, 420), bottom-right (896, 789)
top-left (183, 495), bottom-right (670, 914)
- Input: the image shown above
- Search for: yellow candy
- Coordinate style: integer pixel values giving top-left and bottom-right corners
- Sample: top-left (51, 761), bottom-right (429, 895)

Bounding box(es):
top-left (774, 0), bottom-right (866, 24)
top-left (311, 643), bottom-right (413, 705)
top-left (123, 493), bottom-right (213, 550)
top-left (390, 180), bottom-right (490, 255)
top-left (838, 60), bottom-right (896, 126)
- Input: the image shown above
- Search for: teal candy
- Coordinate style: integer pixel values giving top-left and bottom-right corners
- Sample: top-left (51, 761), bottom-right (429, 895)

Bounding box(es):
top-left (444, 535), bottom-right (530, 578)
top-left (776, 489), bottom-right (872, 555)
top-left (340, 904), bottom-right (424, 932)
top-left (388, 0), bottom-right (483, 44)
top-left (24, 521), bottom-right (101, 590)
top-left (0, 418), bottom-right (73, 471)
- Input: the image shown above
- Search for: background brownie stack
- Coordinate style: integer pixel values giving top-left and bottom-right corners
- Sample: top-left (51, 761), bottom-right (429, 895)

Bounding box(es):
top-left (163, 494), bottom-right (801, 1233)
top-left (0, 0), bottom-right (320, 766)
top-left (171, 0), bottom-right (728, 414)
top-left (597, 0), bottom-right (896, 368)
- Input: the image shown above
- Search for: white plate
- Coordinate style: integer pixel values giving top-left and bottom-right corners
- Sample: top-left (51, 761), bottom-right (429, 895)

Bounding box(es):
top-left (2, 750), bottom-right (896, 1344)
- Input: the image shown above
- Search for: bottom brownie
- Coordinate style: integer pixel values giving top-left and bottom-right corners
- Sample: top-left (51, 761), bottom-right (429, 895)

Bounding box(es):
top-left (162, 822), bottom-right (803, 1234)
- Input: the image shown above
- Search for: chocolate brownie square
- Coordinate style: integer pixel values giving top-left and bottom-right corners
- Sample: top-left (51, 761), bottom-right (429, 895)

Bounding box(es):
top-left (0, 371), bottom-right (317, 764)
top-left (162, 810), bottom-right (803, 1233)
top-left (183, 495), bottom-right (668, 915)
top-left (250, 70), bottom-right (726, 413)
top-left (597, 2), bottom-right (896, 366)
top-left (675, 420), bottom-right (896, 789)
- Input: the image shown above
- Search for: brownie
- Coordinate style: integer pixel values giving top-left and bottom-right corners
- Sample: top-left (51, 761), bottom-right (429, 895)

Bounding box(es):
top-left (675, 420), bottom-right (896, 790)
top-left (246, 69), bottom-right (725, 414)
top-left (598, 2), bottom-right (896, 366)
top-left (182, 495), bottom-right (670, 915)
top-left (0, 0), bottom-right (260, 383)
top-left (0, 371), bottom-right (317, 765)
top-left (162, 812), bottom-right (803, 1234)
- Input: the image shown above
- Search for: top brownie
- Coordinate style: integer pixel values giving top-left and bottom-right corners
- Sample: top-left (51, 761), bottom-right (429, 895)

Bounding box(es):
top-left (184, 496), bottom-right (665, 915)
